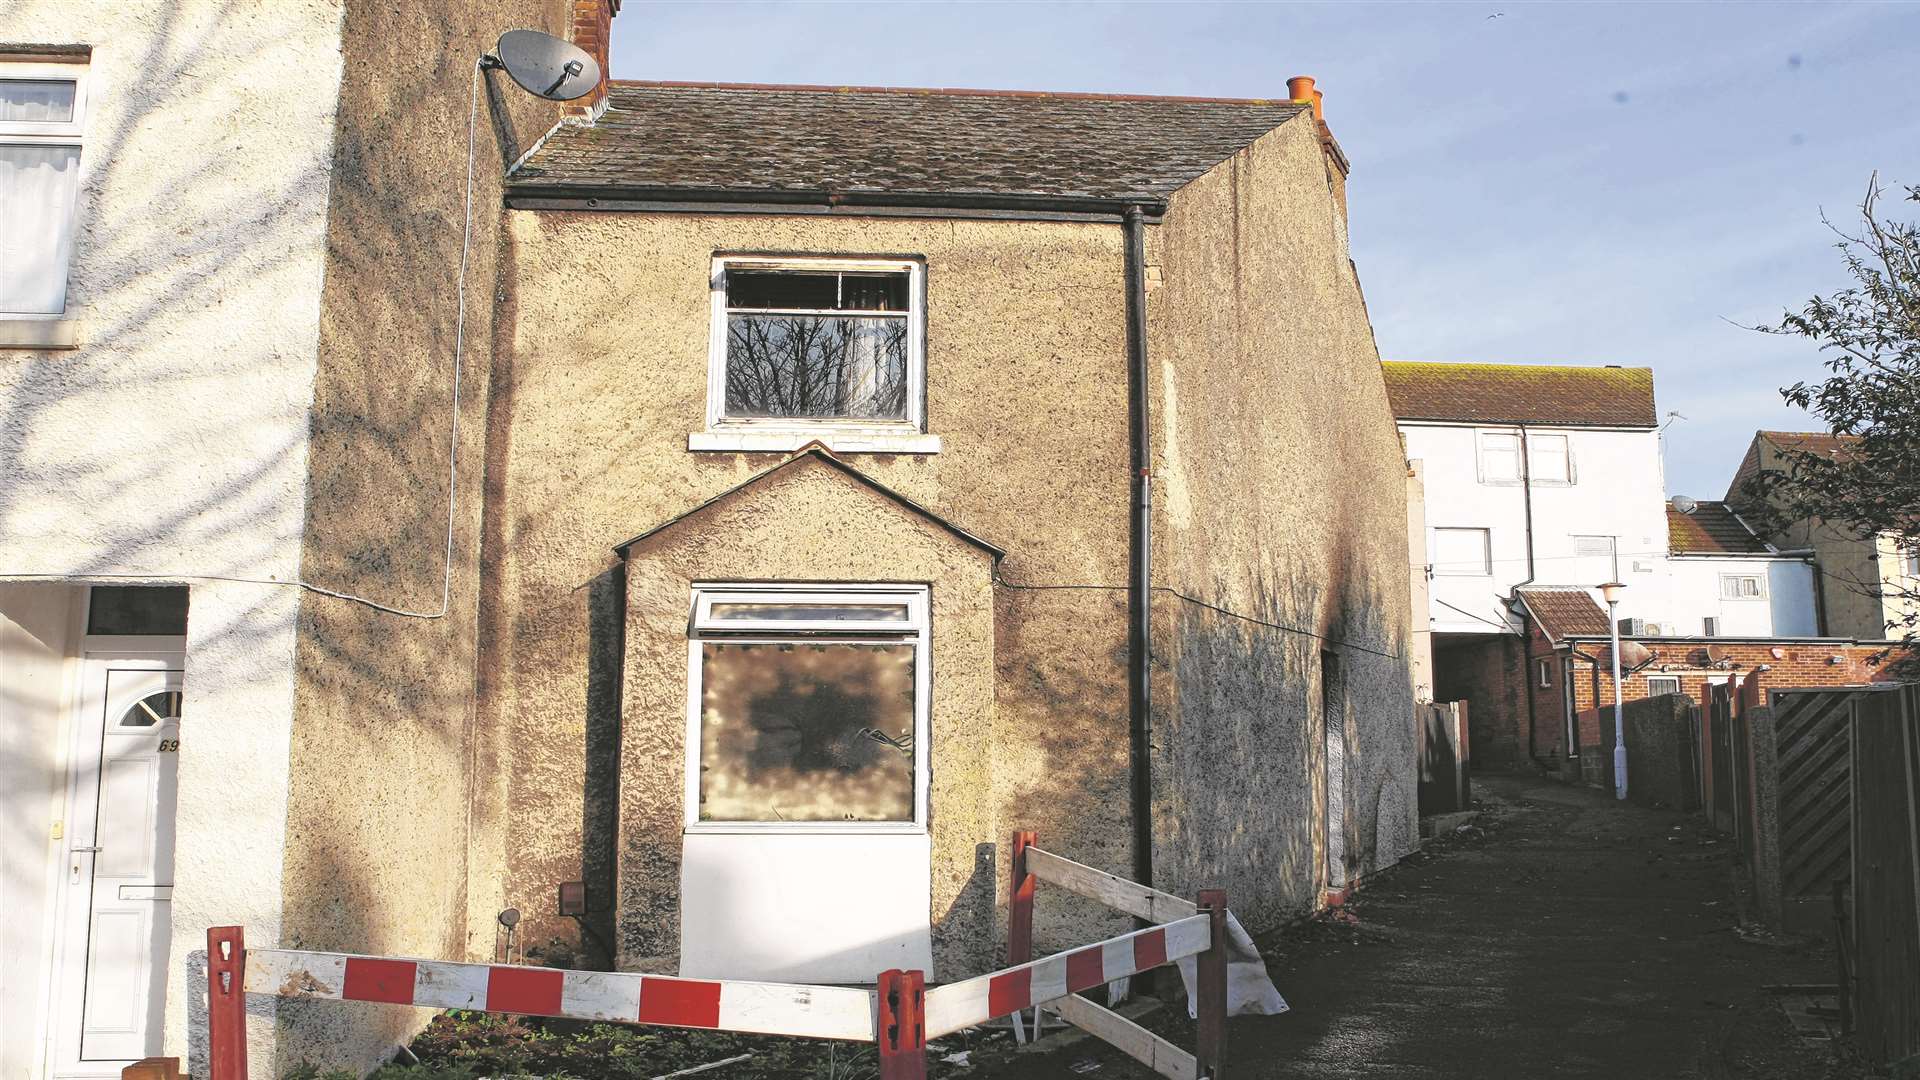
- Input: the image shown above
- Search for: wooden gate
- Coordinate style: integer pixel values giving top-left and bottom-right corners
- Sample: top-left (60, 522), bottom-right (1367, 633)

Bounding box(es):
top-left (1772, 688), bottom-right (1860, 898)
top-left (1708, 683), bottom-right (1740, 840)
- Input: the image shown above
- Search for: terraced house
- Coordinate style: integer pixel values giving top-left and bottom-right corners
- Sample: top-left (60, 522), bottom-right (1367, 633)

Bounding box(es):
top-left (1, 1), bottom-right (1418, 1074)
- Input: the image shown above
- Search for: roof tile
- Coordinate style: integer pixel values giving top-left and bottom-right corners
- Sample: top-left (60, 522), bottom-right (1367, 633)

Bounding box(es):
top-left (1382, 362), bottom-right (1657, 428)
top-left (509, 81), bottom-right (1312, 204)
top-left (1516, 587), bottom-right (1613, 642)
top-left (1668, 501), bottom-right (1770, 555)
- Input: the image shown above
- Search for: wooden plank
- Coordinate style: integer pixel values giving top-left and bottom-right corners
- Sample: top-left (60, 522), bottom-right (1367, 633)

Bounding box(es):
top-left (1051, 994), bottom-right (1197, 1080)
top-left (1025, 848), bottom-right (1198, 924)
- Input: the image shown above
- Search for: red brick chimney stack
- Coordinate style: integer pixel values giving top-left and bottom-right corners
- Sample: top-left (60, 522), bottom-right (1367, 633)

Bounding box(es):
top-left (564, 0), bottom-right (619, 118)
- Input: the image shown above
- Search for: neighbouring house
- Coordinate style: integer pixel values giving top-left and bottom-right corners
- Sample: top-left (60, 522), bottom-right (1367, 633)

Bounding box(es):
top-left (1664, 499), bottom-right (1820, 637)
top-left (1513, 585), bottom-right (1898, 784)
top-left (0, 3), bottom-right (1418, 1077)
top-left (1725, 430), bottom-right (1920, 641)
top-left (1, 1), bottom-right (594, 1076)
top-left (1385, 361), bottom-right (1670, 763)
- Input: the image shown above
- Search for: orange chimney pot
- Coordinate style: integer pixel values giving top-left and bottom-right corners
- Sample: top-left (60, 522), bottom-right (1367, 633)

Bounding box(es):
top-left (1287, 74), bottom-right (1316, 106)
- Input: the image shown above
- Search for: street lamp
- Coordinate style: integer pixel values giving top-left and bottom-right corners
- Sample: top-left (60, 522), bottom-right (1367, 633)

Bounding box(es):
top-left (1599, 581), bottom-right (1627, 800)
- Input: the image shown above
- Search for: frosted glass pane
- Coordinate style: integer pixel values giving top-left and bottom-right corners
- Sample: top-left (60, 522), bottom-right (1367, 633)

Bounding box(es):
top-left (0, 143), bottom-right (81, 313)
top-left (0, 79), bottom-right (76, 123)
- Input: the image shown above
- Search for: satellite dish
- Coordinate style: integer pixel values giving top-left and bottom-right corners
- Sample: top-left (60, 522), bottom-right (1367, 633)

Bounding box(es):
top-left (487, 29), bottom-right (601, 101)
top-left (497, 907), bottom-right (521, 928)
top-left (1670, 495), bottom-right (1698, 515)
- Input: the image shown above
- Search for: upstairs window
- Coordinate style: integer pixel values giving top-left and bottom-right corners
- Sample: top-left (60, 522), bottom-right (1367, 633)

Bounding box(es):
top-left (1478, 432), bottom-right (1520, 483)
top-left (1719, 573), bottom-right (1766, 600)
top-left (1479, 430), bottom-right (1571, 484)
top-left (709, 256), bottom-right (924, 431)
top-left (1, 61), bottom-right (86, 315)
top-left (1527, 433), bottom-right (1571, 483)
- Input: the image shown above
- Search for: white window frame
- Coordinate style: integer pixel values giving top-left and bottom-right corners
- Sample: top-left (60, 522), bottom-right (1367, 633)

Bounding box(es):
top-left (1573, 534), bottom-right (1620, 581)
top-left (1526, 432), bottom-right (1573, 485)
top-left (1719, 573), bottom-right (1767, 600)
top-left (684, 583), bottom-right (931, 835)
top-left (1477, 430), bottom-right (1521, 484)
top-left (696, 255), bottom-right (936, 453)
top-left (1432, 527), bottom-right (1492, 577)
top-left (0, 59), bottom-right (88, 323)
top-left (1646, 675), bottom-right (1681, 698)
top-left (1536, 659), bottom-right (1553, 688)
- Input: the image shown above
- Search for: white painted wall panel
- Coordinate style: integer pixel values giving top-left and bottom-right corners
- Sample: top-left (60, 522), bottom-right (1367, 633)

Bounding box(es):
top-left (679, 833), bottom-right (933, 984)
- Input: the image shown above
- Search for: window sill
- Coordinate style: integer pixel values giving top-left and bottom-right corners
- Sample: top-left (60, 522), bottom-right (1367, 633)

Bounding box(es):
top-left (0, 318), bottom-right (78, 350)
top-left (689, 430), bottom-right (942, 454)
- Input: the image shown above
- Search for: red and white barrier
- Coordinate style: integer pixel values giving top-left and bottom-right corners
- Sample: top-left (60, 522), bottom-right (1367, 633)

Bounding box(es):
top-left (204, 829), bottom-right (1230, 1080)
top-left (243, 946), bottom-right (875, 1040)
top-left (925, 915), bottom-right (1210, 1038)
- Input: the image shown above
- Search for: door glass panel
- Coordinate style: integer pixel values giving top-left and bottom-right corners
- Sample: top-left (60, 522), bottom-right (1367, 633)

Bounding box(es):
top-left (87, 586), bottom-right (189, 635)
top-left (697, 642), bottom-right (915, 822)
top-left (118, 690), bottom-right (181, 727)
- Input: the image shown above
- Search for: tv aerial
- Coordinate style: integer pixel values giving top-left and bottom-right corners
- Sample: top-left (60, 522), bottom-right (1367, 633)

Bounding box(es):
top-left (482, 29), bottom-right (601, 101)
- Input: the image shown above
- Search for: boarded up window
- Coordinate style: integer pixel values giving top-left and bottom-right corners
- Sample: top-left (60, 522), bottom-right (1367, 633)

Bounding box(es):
top-left (688, 588), bottom-right (928, 826)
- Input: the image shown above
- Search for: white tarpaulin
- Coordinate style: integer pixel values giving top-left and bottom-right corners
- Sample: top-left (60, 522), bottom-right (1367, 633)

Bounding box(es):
top-left (1175, 910), bottom-right (1289, 1017)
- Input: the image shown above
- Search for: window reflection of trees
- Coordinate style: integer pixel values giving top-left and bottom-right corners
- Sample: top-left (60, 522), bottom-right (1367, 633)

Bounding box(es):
top-left (724, 315), bottom-right (909, 421)
top-left (699, 642), bottom-right (916, 822)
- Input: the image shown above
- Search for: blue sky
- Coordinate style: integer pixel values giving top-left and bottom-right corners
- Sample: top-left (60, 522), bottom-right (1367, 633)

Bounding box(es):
top-left (611, 2), bottom-right (1920, 497)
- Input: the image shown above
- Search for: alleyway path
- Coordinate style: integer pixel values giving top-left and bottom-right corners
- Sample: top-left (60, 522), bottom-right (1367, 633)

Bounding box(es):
top-left (992, 770), bottom-right (1849, 1079)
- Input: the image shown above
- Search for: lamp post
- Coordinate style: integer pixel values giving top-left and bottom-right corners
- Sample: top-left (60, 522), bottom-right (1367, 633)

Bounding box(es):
top-left (1600, 581), bottom-right (1627, 800)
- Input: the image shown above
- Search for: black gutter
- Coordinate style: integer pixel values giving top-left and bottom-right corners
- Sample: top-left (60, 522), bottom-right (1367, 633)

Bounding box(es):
top-left (505, 183), bottom-right (1169, 222)
top-left (1123, 204), bottom-right (1155, 890)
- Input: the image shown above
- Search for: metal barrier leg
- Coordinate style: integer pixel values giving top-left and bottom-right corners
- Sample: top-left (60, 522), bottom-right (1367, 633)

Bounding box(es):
top-left (207, 926), bottom-right (248, 1080)
top-left (876, 969), bottom-right (927, 1080)
top-left (1194, 891), bottom-right (1228, 1080)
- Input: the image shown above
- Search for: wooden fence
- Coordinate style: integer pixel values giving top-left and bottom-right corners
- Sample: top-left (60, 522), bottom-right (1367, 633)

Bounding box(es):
top-left (1417, 700), bottom-right (1469, 816)
top-left (1772, 688), bottom-right (1858, 899)
top-left (1849, 685), bottom-right (1920, 1070)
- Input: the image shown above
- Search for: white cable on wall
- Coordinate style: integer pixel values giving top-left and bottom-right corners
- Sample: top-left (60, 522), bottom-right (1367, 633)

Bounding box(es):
top-left (3, 59), bottom-right (485, 620)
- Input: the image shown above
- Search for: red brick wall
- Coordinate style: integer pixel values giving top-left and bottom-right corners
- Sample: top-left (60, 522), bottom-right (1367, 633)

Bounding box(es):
top-left (1433, 636), bottom-right (1529, 765)
top-left (564, 0), bottom-right (615, 117)
top-left (1565, 640), bottom-right (1897, 723)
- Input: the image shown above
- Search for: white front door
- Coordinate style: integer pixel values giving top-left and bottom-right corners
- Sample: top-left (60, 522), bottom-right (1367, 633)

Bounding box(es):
top-left (49, 656), bottom-right (183, 1076)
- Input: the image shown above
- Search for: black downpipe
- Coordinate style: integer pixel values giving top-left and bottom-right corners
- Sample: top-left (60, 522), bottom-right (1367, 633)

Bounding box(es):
top-left (1124, 205), bottom-right (1154, 889)
top-left (1515, 426), bottom-right (1538, 760)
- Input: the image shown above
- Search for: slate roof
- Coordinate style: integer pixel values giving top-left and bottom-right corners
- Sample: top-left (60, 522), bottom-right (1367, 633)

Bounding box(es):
top-left (508, 81), bottom-right (1313, 206)
top-left (1382, 362), bottom-right (1658, 428)
top-left (1668, 501), bottom-right (1771, 555)
top-left (1515, 587), bottom-right (1613, 642)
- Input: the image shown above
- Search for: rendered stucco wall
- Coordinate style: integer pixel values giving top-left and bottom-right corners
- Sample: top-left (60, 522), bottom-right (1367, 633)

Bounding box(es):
top-left (489, 211), bottom-right (1135, 978)
top-left (274, 0), bottom-right (571, 1069)
top-left (1146, 115), bottom-right (1417, 928)
top-left (0, 4), bottom-right (348, 1072)
top-left (618, 456), bottom-right (999, 977)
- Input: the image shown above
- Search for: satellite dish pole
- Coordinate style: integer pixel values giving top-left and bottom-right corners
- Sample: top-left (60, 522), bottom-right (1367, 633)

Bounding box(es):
top-left (482, 28), bottom-right (602, 102)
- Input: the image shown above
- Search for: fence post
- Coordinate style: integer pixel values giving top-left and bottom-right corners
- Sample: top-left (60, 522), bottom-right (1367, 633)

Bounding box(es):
top-left (1008, 830), bottom-right (1036, 967)
top-left (206, 926), bottom-right (247, 1080)
top-left (876, 969), bottom-right (927, 1080)
top-left (1195, 889), bottom-right (1228, 1080)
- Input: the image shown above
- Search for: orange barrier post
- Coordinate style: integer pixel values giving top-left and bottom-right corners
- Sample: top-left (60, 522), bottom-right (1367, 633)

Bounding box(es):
top-left (1194, 890), bottom-right (1228, 1080)
top-left (876, 968), bottom-right (927, 1080)
top-left (1008, 830), bottom-right (1036, 966)
top-left (207, 926), bottom-right (248, 1080)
